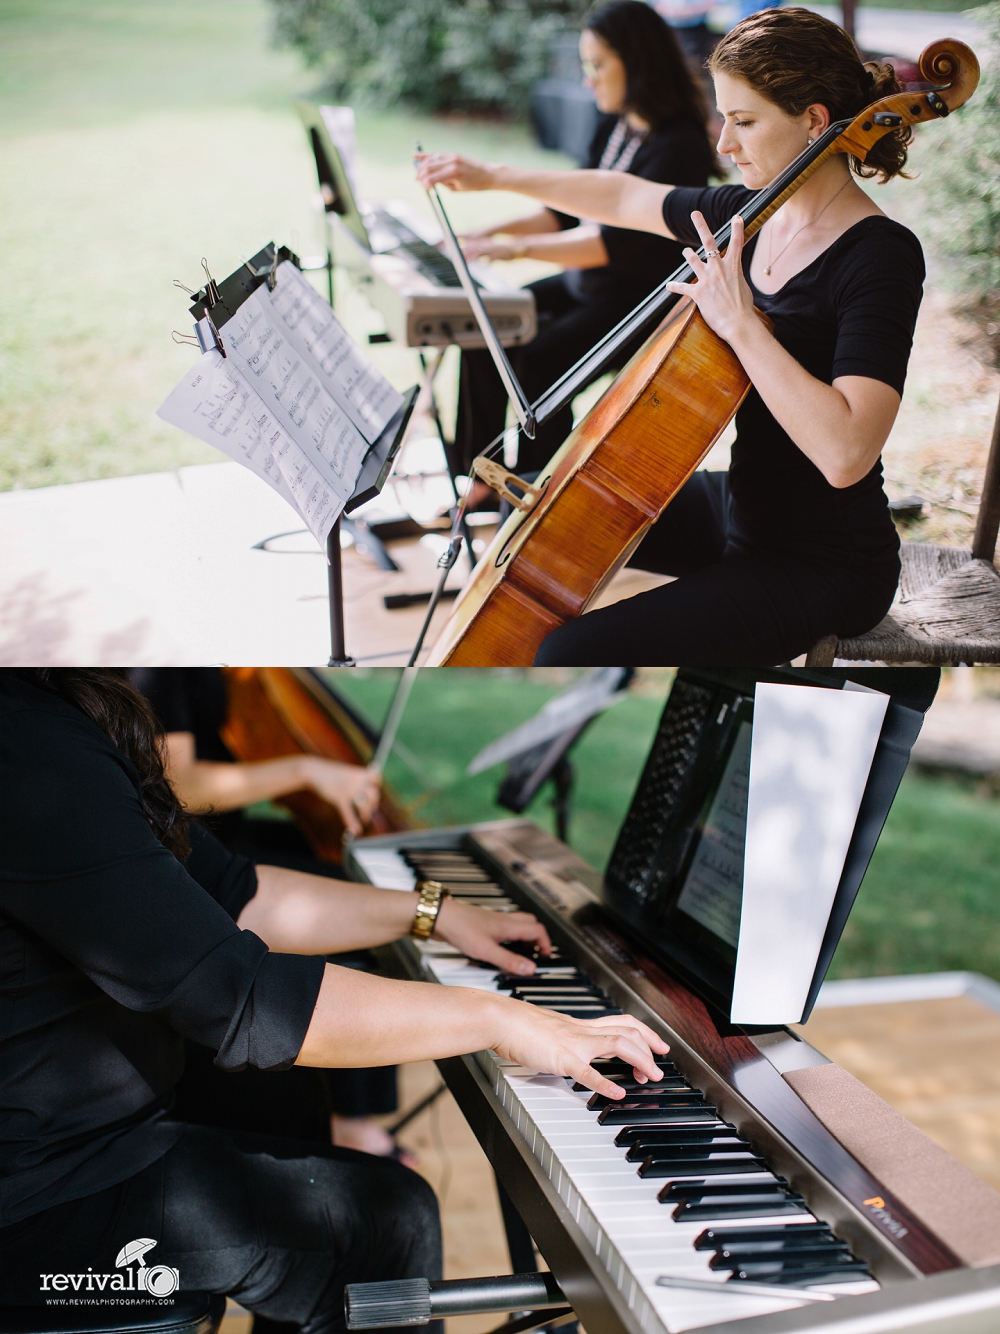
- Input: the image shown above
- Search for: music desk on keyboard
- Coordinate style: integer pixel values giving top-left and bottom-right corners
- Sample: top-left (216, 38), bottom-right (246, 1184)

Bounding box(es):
top-left (330, 209), bottom-right (536, 350)
top-left (346, 819), bottom-right (1000, 1334)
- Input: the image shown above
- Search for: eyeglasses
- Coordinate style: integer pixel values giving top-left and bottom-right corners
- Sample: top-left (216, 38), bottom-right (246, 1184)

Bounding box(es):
top-left (581, 60), bottom-right (603, 78)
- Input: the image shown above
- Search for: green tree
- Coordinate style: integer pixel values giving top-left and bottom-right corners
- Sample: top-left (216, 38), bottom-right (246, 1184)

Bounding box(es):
top-left (918, 4), bottom-right (1000, 343)
top-left (269, 0), bottom-right (589, 116)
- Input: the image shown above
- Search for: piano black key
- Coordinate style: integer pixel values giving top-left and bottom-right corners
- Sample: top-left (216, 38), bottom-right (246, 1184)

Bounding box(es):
top-left (639, 1155), bottom-right (769, 1179)
top-left (549, 1007), bottom-right (623, 1019)
top-left (494, 973), bottom-right (582, 989)
top-left (513, 987), bottom-right (604, 998)
top-left (710, 1242), bottom-right (851, 1268)
top-left (503, 975), bottom-right (591, 986)
top-left (638, 1142), bottom-right (757, 1161)
top-left (590, 1090), bottom-right (707, 1112)
top-left (593, 1057), bottom-right (678, 1076)
top-left (669, 1192), bottom-right (811, 1221)
top-left (616, 1123), bottom-right (732, 1148)
top-left (577, 1076), bottom-right (691, 1094)
top-left (599, 1103), bottom-right (718, 1125)
top-left (660, 1179), bottom-right (793, 1202)
top-left (625, 1136), bottom-right (748, 1162)
top-left (729, 1261), bottom-right (871, 1283)
top-left (439, 885), bottom-right (505, 895)
top-left (694, 1224), bottom-right (834, 1250)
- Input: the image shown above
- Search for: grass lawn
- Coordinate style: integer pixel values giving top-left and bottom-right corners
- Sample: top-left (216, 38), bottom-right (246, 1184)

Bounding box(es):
top-left (4, 0), bottom-right (995, 531)
top-left (324, 669), bottom-right (1000, 986)
top-left (0, 0), bottom-right (571, 492)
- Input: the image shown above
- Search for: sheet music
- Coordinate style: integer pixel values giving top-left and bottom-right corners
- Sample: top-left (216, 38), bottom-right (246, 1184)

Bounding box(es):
top-left (269, 262), bottom-right (402, 441)
top-left (676, 720), bottom-right (751, 948)
top-left (220, 286), bottom-right (370, 498)
top-left (156, 350), bottom-right (341, 545)
top-left (319, 105), bottom-right (361, 201)
top-left (730, 682), bottom-right (889, 1024)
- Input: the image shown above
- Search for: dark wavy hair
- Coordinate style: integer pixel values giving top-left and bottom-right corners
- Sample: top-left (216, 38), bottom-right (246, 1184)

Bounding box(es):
top-left (584, 0), bottom-right (714, 137)
top-left (13, 669), bottom-right (190, 860)
top-left (709, 7), bottom-right (910, 183)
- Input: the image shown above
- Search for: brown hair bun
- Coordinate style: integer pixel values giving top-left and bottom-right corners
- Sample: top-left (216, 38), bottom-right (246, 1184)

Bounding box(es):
top-left (708, 6), bottom-right (911, 182)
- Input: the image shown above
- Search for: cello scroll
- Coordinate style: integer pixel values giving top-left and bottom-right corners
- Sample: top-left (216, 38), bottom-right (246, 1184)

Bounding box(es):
top-left (835, 39), bottom-right (979, 162)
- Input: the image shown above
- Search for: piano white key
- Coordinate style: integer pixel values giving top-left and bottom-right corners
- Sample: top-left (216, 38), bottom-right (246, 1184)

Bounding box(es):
top-left (344, 831), bottom-right (901, 1329)
top-left (412, 908), bottom-right (879, 1330)
top-left (351, 845), bottom-right (417, 891)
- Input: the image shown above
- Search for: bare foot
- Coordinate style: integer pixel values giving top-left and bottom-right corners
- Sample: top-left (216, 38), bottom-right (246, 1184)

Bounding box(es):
top-left (331, 1115), bottom-right (419, 1169)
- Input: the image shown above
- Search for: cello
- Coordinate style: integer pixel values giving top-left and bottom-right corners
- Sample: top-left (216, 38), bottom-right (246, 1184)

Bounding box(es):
top-left (219, 667), bottom-right (416, 862)
top-left (425, 40), bottom-right (979, 666)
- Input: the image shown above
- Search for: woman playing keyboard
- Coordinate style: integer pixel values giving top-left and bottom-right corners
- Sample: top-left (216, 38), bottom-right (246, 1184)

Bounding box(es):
top-left (0, 669), bottom-right (666, 1320)
top-left (445, 0), bottom-right (717, 480)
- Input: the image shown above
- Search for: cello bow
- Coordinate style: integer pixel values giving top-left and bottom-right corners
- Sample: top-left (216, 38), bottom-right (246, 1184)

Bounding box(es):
top-left (220, 668), bottom-right (416, 862)
top-left (425, 39), bottom-right (979, 667)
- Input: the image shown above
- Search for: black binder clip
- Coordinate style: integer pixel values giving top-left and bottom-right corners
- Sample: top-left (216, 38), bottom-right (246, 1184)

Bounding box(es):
top-left (196, 308), bottom-right (227, 357)
top-left (201, 257), bottom-right (222, 307)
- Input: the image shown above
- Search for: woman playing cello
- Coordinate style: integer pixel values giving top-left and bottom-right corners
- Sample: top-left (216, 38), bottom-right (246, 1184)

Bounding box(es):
top-left (454, 0), bottom-right (718, 481)
top-left (418, 7), bottom-right (924, 666)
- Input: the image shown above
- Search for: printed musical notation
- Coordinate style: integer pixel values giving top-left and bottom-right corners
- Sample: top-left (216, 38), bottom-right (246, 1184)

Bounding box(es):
top-left (269, 262), bottom-right (402, 440)
top-left (156, 353), bottom-right (341, 544)
top-left (158, 261), bottom-right (404, 544)
top-left (676, 721), bottom-right (753, 947)
top-left (224, 290), bottom-right (369, 489)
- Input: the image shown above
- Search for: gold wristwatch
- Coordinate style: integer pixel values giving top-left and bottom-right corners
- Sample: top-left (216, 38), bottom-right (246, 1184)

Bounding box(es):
top-left (410, 880), bottom-right (448, 940)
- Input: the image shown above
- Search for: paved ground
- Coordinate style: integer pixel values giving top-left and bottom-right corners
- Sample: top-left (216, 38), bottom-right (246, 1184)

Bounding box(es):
top-left (0, 454), bottom-right (670, 665)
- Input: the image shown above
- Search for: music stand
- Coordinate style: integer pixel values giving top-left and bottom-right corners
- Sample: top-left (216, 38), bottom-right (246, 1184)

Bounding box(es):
top-left (329, 386), bottom-right (417, 665)
top-left (295, 105), bottom-right (479, 571)
top-left (468, 669), bottom-right (633, 841)
top-left (186, 241), bottom-right (417, 668)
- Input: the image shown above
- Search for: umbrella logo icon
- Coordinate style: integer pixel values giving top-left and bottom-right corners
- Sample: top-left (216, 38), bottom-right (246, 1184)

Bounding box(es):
top-left (116, 1240), bottom-right (158, 1269)
top-left (115, 1239), bottom-right (180, 1297)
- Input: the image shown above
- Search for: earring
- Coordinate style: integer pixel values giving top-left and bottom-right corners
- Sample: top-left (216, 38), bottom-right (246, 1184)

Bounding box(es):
top-left (807, 136), bottom-right (815, 145)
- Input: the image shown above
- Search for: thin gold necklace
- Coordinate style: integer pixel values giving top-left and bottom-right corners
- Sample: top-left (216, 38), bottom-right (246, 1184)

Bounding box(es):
top-left (763, 178), bottom-right (851, 277)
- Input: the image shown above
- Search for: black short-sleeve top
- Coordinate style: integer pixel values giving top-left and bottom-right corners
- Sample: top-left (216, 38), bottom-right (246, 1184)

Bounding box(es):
top-left (662, 184), bottom-right (925, 570)
top-left (0, 674), bottom-right (325, 1225)
top-left (553, 113), bottom-right (717, 303)
top-left (131, 667), bottom-right (232, 763)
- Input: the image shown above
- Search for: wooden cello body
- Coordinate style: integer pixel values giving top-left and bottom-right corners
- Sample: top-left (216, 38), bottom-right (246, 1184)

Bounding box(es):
top-left (219, 667), bottom-right (414, 861)
top-left (427, 39), bottom-right (979, 667)
top-left (428, 302), bottom-right (749, 664)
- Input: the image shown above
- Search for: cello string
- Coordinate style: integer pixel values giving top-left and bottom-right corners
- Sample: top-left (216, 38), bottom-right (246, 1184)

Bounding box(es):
top-left (456, 125), bottom-right (851, 494)
top-left (526, 122), bottom-right (849, 427)
top-left (403, 105), bottom-right (879, 661)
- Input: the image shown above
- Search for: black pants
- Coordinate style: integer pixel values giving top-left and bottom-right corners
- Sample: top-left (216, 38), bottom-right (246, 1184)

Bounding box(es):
top-left (0, 1125), bottom-right (441, 1332)
top-left (454, 272), bottom-right (652, 476)
top-left (184, 817), bottom-right (397, 1127)
top-left (534, 471), bottom-right (900, 667)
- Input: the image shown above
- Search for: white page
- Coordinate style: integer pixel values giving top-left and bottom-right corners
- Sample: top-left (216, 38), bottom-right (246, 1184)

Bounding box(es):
top-left (319, 105), bottom-right (361, 202)
top-left (270, 262), bottom-right (402, 441)
top-left (220, 287), bottom-right (369, 503)
top-left (156, 350), bottom-right (341, 545)
top-left (730, 682), bottom-right (889, 1024)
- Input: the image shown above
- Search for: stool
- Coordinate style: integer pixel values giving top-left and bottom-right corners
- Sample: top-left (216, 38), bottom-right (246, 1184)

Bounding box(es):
top-left (807, 387), bottom-right (1000, 666)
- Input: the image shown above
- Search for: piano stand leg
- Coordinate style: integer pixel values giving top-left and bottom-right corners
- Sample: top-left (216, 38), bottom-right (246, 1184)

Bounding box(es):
top-left (496, 1177), bottom-right (538, 1274)
top-left (419, 348), bottom-right (477, 571)
top-left (326, 516), bottom-right (356, 667)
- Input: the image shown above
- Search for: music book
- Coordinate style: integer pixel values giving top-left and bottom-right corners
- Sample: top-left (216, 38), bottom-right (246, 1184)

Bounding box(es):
top-left (157, 260), bottom-right (404, 545)
top-left (602, 667), bottom-right (938, 1025)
